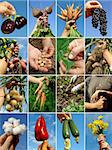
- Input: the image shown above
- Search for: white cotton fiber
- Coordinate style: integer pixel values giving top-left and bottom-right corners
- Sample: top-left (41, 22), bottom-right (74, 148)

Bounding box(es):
top-left (8, 117), bottom-right (16, 123)
top-left (2, 121), bottom-right (12, 129)
top-left (3, 117), bottom-right (26, 136)
top-left (13, 119), bottom-right (20, 127)
top-left (4, 127), bottom-right (13, 135)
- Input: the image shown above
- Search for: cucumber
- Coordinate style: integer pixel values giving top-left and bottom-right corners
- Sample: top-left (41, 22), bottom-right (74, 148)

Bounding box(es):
top-left (62, 120), bottom-right (70, 139)
top-left (69, 119), bottom-right (80, 143)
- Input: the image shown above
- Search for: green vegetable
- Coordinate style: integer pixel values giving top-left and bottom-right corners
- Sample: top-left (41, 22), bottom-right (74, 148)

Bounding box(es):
top-left (62, 120), bottom-right (70, 139)
top-left (69, 119), bottom-right (80, 143)
top-left (62, 120), bottom-right (71, 150)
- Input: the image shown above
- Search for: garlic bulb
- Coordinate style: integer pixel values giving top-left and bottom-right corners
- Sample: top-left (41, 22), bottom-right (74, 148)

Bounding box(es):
top-left (3, 117), bottom-right (26, 135)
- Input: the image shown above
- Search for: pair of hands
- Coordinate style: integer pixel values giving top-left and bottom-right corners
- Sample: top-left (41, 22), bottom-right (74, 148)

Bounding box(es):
top-left (0, 1), bottom-right (16, 16)
top-left (29, 38), bottom-right (54, 72)
top-left (0, 133), bottom-right (19, 150)
top-left (59, 39), bottom-right (84, 75)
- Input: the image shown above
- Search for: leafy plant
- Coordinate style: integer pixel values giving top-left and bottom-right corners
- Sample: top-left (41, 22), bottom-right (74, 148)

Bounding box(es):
top-left (62, 99), bottom-right (84, 112)
top-left (32, 25), bottom-right (54, 37)
top-left (57, 38), bottom-right (75, 73)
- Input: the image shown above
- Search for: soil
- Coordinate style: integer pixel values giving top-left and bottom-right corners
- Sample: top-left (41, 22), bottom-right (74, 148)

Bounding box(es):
top-left (29, 38), bottom-right (55, 74)
top-left (57, 76), bottom-right (84, 112)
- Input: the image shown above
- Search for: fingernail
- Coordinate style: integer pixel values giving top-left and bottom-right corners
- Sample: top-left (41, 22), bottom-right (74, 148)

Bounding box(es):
top-left (69, 53), bottom-right (74, 60)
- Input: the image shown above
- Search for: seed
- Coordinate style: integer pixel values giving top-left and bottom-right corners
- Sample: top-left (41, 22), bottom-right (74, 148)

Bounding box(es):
top-left (6, 104), bottom-right (12, 111)
top-left (6, 94), bottom-right (10, 102)
top-left (40, 63), bottom-right (44, 67)
top-left (38, 60), bottom-right (42, 64)
top-left (10, 100), bottom-right (18, 106)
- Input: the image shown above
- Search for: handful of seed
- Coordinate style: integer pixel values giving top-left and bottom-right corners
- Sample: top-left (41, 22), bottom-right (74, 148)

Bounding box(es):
top-left (92, 8), bottom-right (107, 36)
top-left (37, 52), bottom-right (52, 69)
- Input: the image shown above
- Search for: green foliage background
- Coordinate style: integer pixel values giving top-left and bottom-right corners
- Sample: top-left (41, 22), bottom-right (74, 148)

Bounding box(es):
top-left (29, 76), bottom-right (55, 112)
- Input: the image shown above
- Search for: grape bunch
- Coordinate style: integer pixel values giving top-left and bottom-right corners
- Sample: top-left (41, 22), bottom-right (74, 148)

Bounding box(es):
top-left (92, 8), bottom-right (107, 36)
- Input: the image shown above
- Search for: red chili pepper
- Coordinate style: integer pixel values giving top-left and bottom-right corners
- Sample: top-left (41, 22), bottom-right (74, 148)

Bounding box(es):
top-left (35, 116), bottom-right (49, 141)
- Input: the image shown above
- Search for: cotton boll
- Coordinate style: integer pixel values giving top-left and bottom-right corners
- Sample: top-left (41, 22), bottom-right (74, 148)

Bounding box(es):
top-left (3, 121), bottom-right (13, 129)
top-left (19, 124), bottom-right (26, 134)
top-left (13, 126), bottom-right (22, 135)
top-left (13, 119), bottom-right (20, 127)
top-left (4, 127), bottom-right (13, 135)
top-left (8, 117), bottom-right (16, 124)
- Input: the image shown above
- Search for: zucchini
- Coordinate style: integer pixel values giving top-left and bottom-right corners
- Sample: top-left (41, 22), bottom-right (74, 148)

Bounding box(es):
top-left (69, 119), bottom-right (80, 143)
top-left (62, 120), bottom-right (70, 139)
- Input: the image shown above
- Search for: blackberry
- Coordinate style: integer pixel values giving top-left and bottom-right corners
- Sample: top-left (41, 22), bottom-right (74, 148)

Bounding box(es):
top-left (15, 16), bottom-right (27, 29)
top-left (92, 8), bottom-right (107, 36)
top-left (92, 9), bottom-right (100, 28)
top-left (1, 19), bottom-right (15, 34)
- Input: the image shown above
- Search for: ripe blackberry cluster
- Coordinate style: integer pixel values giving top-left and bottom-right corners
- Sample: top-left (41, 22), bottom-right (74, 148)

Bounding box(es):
top-left (92, 8), bottom-right (107, 36)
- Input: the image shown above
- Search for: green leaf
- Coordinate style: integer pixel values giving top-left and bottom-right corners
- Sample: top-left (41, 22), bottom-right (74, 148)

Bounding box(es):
top-left (70, 27), bottom-right (82, 37)
top-left (62, 57), bottom-right (74, 73)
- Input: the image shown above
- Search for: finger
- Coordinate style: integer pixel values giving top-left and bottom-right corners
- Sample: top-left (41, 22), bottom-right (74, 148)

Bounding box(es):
top-left (3, 1), bottom-right (16, 12)
top-left (68, 40), bottom-right (77, 50)
top-left (69, 46), bottom-right (84, 60)
top-left (30, 59), bottom-right (38, 70)
top-left (38, 66), bottom-right (48, 72)
top-left (43, 47), bottom-right (54, 58)
top-left (59, 67), bottom-right (64, 75)
top-left (2, 135), bottom-right (13, 150)
top-left (0, 133), bottom-right (7, 146)
top-left (59, 60), bottom-right (66, 73)
top-left (69, 68), bottom-right (84, 75)
top-left (5, 8), bottom-right (16, 15)
top-left (75, 60), bottom-right (84, 68)
top-left (9, 135), bottom-right (19, 150)
top-left (90, 1), bottom-right (102, 9)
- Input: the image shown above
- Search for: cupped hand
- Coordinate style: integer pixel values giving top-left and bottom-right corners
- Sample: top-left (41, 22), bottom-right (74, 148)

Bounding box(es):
top-left (0, 1), bottom-right (16, 16)
top-left (29, 44), bottom-right (49, 72)
top-left (85, 0), bottom-right (102, 18)
top-left (42, 38), bottom-right (54, 58)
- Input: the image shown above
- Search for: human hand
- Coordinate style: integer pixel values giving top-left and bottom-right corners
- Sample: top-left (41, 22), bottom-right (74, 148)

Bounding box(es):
top-left (38, 140), bottom-right (55, 150)
top-left (0, 133), bottom-right (19, 150)
top-left (0, 1), bottom-right (16, 16)
top-left (94, 98), bottom-right (104, 110)
top-left (68, 38), bottom-right (84, 60)
top-left (85, 0), bottom-right (102, 18)
top-left (42, 38), bottom-right (54, 58)
top-left (29, 44), bottom-right (49, 72)
top-left (57, 113), bottom-right (72, 123)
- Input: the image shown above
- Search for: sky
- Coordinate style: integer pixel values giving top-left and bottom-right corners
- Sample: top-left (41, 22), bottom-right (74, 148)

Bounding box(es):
top-left (29, 0), bottom-right (56, 36)
top-left (29, 114), bottom-right (56, 150)
top-left (0, 0), bottom-right (27, 37)
top-left (0, 113), bottom-right (27, 150)
top-left (57, 114), bottom-right (84, 150)
top-left (86, 0), bottom-right (112, 37)
top-left (57, 0), bottom-right (84, 37)
top-left (86, 114), bottom-right (112, 150)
